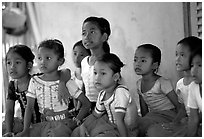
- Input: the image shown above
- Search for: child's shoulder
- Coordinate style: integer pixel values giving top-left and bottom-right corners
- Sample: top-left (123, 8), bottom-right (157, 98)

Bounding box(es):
top-left (115, 84), bottom-right (130, 96)
top-left (157, 76), bottom-right (172, 83)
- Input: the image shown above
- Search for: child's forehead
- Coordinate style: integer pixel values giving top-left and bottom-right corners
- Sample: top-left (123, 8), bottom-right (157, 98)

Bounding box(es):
top-left (83, 21), bottom-right (99, 30)
top-left (135, 48), bottom-right (152, 57)
top-left (38, 47), bottom-right (55, 54)
top-left (7, 51), bottom-right (24, 59)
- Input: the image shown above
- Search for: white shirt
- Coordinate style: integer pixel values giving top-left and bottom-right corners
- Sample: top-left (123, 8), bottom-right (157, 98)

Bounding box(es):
top-left (81, 56), bottom-right (99, 102)
top-left (187, 82), bottom-right (202, 112)
top-left (176, 78), bottom-right (191, 116)
top-left (27, 76), bottom-right (82, 113)
top-left (95, 85), bottom-right (138, 126)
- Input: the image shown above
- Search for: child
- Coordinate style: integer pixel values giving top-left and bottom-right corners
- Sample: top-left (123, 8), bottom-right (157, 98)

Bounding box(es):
top-left (147, 36), bottom-right (202, 136)
top-left (71, 40), bottom-right (91, 112)
top-left (16, 39), bottom-right (91, 137)
top-left (2, 45), bottom-right (41, 137)
top-left (187, 47), bottom-right (202, 136)
top-left (133, 44), bottom-right (181, 136)
top-left (72, 53), bottom-right (138, 137)
top-left (81, 16), bottom-right (111, 111)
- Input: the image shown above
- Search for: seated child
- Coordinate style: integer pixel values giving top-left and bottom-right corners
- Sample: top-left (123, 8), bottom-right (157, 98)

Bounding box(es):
top-left (133, 44), bottom-right (181, 136)
top-left (71, 53), bottom-right (138, 137)
top-left (16, 39), bottom-right (91, 137)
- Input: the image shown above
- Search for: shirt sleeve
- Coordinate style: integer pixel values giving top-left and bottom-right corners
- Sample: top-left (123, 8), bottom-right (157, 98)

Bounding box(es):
top-left (26, 78), bottom-right (37, 98)
top-left (160, 77), bottom-right (174, 95)
top-left (187, 83), bottom-right (198, 109)
top-left (114, 88), bottom-right (130, 113)
top-left (95, 91), bottom-right (106, 114)
top-left (175, 79), bottom-right (184, 104)
top-left (7, 81), bottom-right (17, 101)
top-left (66, 78), bottom-right (82, 99)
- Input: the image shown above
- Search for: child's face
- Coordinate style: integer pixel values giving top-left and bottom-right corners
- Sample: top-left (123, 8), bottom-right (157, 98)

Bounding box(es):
top-left (72, 45), bottom-right (89, 68)
top-left (191, 55), bottom-right (202, 84)
top-left (93, 61), bottom-right (116, 91)
top-left (175, 44), bottom-right (191, 71)
top-left (37, 47), bottom-right (61, 74)
top-left (82, 22), bottom-right (105, 50)
top-left (133, 48), bottom-right (154, 75)
top-left (6, 52), bottom-right (28, 79)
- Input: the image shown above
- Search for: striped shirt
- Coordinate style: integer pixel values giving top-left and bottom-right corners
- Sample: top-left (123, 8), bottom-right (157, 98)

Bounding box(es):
top-left (95, 85), bottom-right (138, 126)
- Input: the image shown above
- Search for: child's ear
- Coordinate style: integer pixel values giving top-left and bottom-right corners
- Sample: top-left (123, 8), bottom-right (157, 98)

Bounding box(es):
top-left (113, 72), bottom-right (120, 82)
top-left (152, 62), bottom-right (159, 71)
top-left (27, 62), bottom-right (33, 70)
top-left (102, 33), bottom-right (108, 42)
top-left (58, 58), bottom-right (65, 66)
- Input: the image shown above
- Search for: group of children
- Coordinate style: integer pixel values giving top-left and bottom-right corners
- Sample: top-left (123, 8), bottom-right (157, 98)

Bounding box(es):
top-left (2, 16), bottom-right (202, 137)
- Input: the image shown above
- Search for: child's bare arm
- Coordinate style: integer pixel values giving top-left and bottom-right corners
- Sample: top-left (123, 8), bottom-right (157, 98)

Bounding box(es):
top-left (4, 100), bottom-right (15, 135)
top-left (166, 90), bottom-right (181, 112)
top-left (115, 112), bottom-right (128, 136)
top-left (58, 68), bottom-right (71, 104)
top-left (187, 108), bottom-right (199, 136)
top-left (16, 97), bottom-right (35, 136)
top-left (75, 93), bottom-right (91, 123)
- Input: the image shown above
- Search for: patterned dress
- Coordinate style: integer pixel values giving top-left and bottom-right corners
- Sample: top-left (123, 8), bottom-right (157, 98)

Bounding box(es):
top-left (23, 75), bottom-right (83, 137)
top-left (2, 79), bottom-right (41, 135)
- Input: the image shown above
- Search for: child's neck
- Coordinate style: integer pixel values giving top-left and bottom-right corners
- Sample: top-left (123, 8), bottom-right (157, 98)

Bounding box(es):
top-left (142, 73), bottom-right (159, 82)
top-left (16, 74), bottom-right (31, 92)
top-left (89, 47), bottom-right (105, 65)
top-left (103, 83), bottom-right (118, 100)
top-left (183, 70), bottom-right (193, 85)
top-left (75, 67), bottom-right (82, 80)
top-left (16, 74), bottom-right (31, 84)
top-left (41, 70), bottom-right (60, 81)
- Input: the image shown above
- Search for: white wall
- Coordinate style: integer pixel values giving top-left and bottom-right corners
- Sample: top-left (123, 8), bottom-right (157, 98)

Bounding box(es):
top-left (36, 2), bottom-right (185, 107)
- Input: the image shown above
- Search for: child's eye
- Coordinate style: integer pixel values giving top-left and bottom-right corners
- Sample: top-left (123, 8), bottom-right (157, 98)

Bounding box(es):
top-left (38, 57), bottom-right (42, 60)
top-left (141, 59), bottom-right (146, 63)
top-left (101, 72), bottom-right (106, 75)
top-left (93, 71), bottom-right (97, 75)
top-left (73, 52), bottom-right (77, 56)
top-left (46, 57), bottom-right (51, 60)
top-left (16, 61), bottom-right (21, 64)
top-left (91, 31), bottom-right (95, 34)
top-left (6, 61), bottom-right (11, 65)
top-left (82, 31), bottom-right (86, 36)
top-left (133, 58), bottom-right (138, 62)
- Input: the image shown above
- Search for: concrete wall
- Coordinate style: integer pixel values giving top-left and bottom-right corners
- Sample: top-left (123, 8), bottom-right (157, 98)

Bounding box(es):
top-left (35, 2), bottom-right (185, 107)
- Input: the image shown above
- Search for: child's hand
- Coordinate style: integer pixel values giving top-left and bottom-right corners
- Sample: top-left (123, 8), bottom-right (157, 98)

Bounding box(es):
top-left (60, 69), bottom-right (71, 82)
top-left (79, 123), bottom-right (90, 137)
top-left (15, 130), bottom-right (28, 137)
top-left (3, 132), bottom-right (14, 137)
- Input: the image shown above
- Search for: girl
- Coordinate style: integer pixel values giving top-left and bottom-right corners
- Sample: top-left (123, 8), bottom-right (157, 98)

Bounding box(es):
top-left (81, 16), bottom-right (111, 111)
top-left (72, 53), bottom-right (138, 137)
top-left (133, 44), bottom-right (181, 136)
top-left (147, 36), bottom-right (202, 136)
top-left (187, 47), bottom-right (202, 136)
top-left (16, 39), bottom-right (91, 137)
top-left (70, 40), bottom-right (91, 113)
top-left (2, 45), bottom-right (41, 137)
